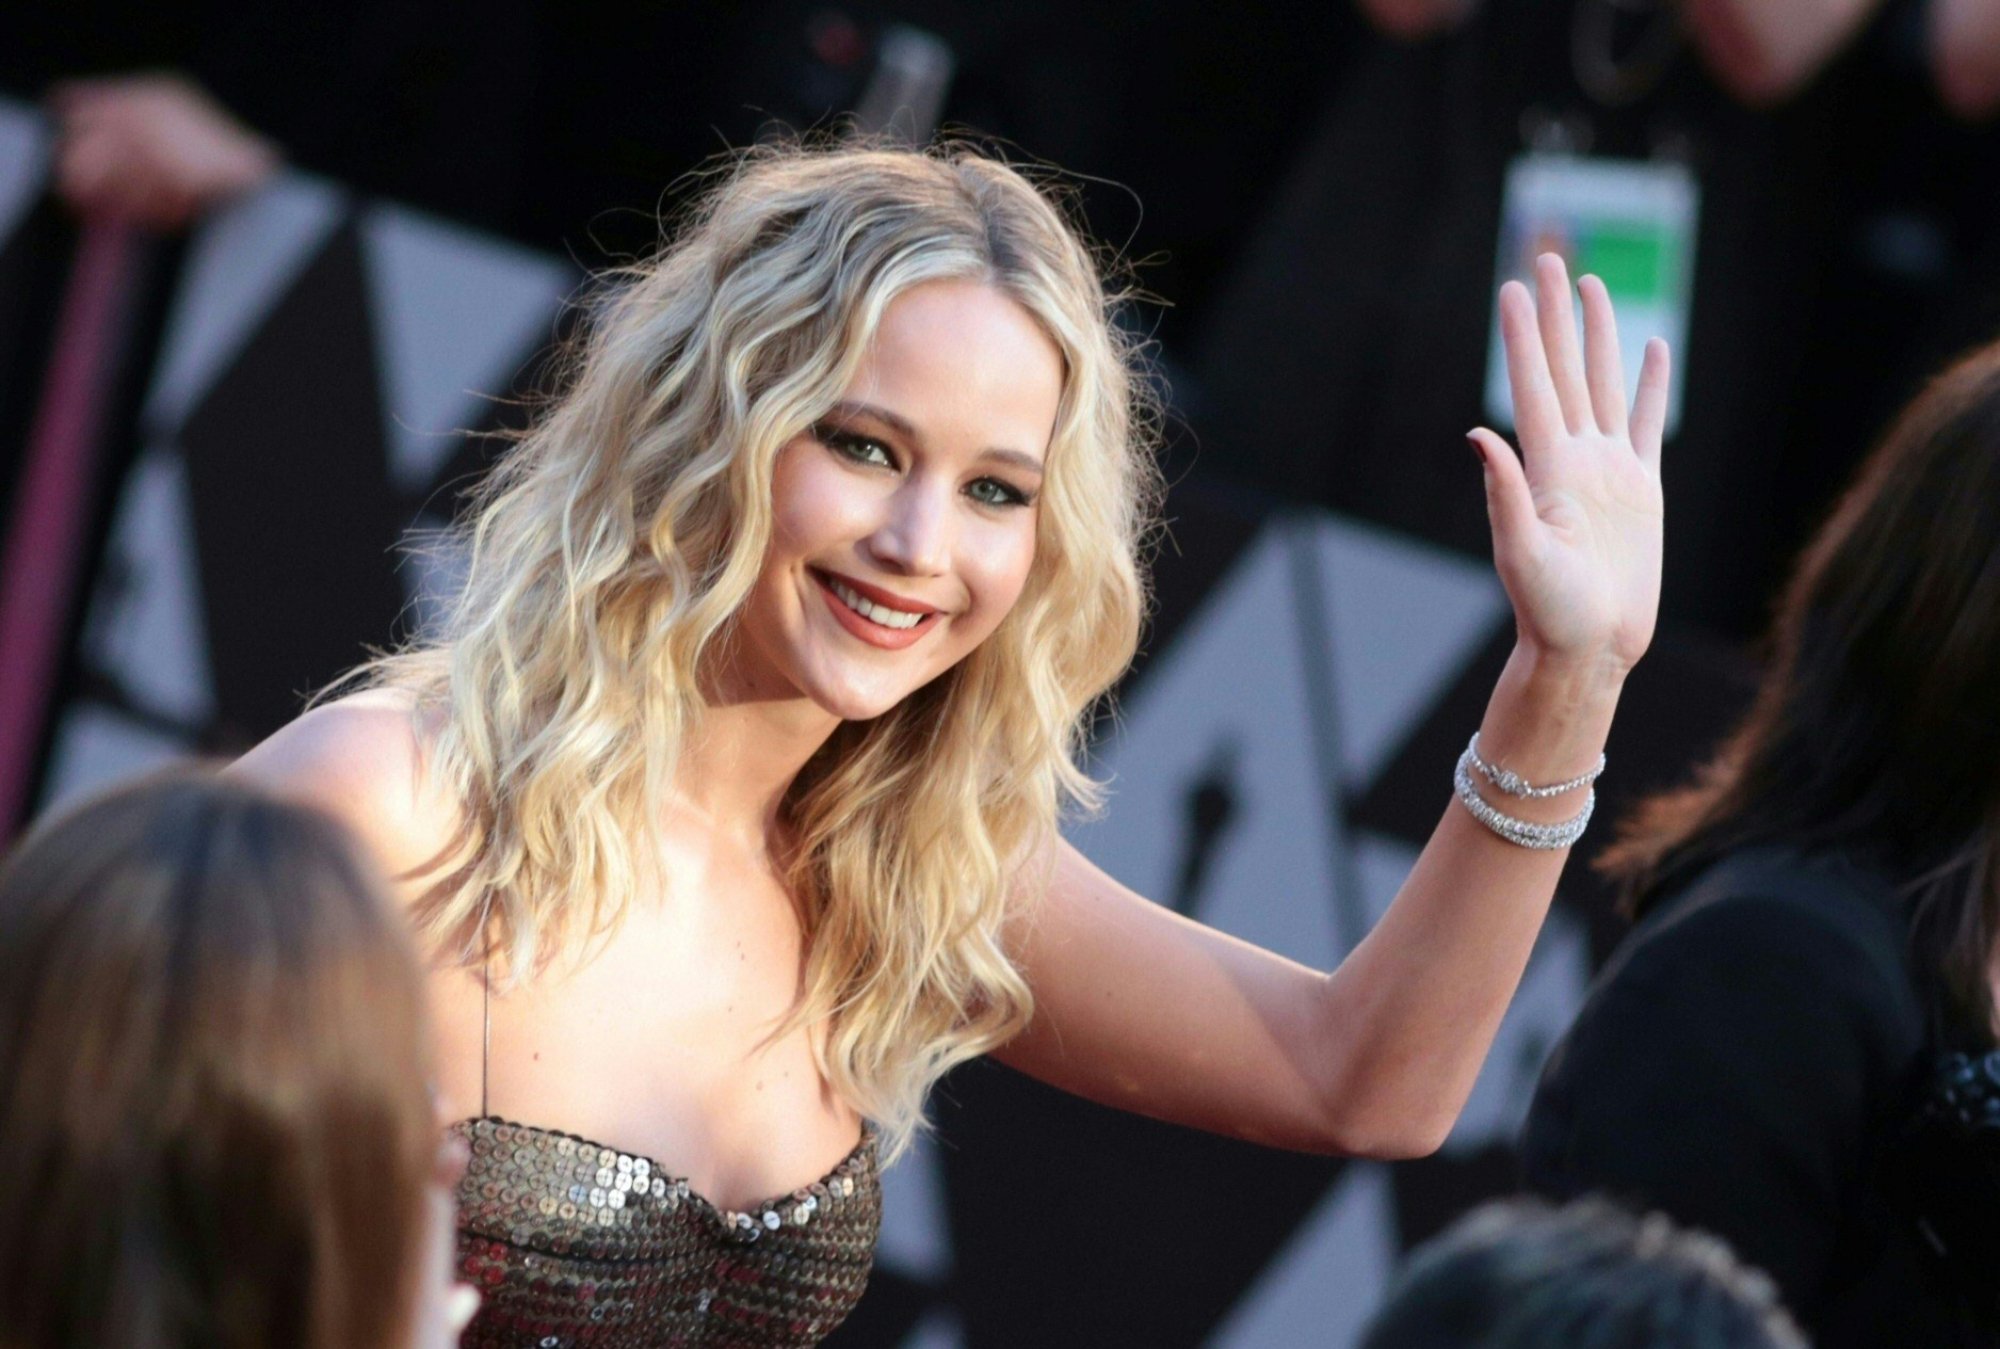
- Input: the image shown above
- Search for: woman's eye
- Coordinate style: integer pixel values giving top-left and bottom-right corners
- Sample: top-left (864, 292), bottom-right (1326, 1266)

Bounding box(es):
top-left (818, 425), bottom-right (895, 469)
top-left (966, 477), bottom-right (1032, 508)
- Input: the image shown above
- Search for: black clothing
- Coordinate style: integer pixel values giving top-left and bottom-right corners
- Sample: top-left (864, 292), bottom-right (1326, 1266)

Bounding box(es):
top-left (1522, 848), bottom-right (1996, 1347)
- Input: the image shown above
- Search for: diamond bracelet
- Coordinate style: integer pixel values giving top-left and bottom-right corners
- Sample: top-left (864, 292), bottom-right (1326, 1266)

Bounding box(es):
top-left (1453, 750), bottom-right (1594, 850)
top-left (1465, 732), bottom-right (1605, 800)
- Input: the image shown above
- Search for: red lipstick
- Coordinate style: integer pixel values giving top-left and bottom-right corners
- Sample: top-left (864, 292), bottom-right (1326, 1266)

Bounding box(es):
top-left (811, 571), bottom-right (942, 650)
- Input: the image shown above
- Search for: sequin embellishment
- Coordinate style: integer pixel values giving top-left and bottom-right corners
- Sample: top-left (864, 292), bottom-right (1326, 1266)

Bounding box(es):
top-left (453, 1117), bottom-right (881, 1348)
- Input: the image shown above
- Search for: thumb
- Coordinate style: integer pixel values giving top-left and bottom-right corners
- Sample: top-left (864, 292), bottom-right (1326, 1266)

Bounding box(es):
top-left (1468, 429), bottom-right (1538, 567)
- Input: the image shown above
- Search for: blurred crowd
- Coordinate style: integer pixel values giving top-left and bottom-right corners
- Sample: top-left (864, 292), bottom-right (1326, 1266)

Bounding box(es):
top-left (9, 0), bottom-right (2000, 632)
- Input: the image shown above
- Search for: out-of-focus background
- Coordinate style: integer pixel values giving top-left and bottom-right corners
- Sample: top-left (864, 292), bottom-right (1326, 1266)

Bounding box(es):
top-left (2, 1), bottom-right (1997, 1343)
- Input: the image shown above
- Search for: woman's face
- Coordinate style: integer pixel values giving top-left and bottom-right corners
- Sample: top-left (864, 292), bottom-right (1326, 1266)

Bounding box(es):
top-left (735, 278), bottom-right (1063, 722)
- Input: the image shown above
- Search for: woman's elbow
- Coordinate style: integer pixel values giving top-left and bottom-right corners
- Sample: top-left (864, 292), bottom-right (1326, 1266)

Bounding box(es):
top-left (1316, 1104), bottom-right (1455, 1161)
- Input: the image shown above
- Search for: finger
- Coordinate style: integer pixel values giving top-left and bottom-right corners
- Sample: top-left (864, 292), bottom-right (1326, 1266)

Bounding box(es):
top-left (1535, 253), bottom-right (1593, 434)
top-left (435, 1133), bottom-right (471, 1188)
top-left (1469, 428), bottom-right (1539, 567)
top-left (1578, 274), bottom-right (1627, 439)
top-left (1498, 280), bottom-right (1563, 453)
top-left (1629, 337), bottom-right (1672, 470)
top-left (447, 1283), bottom-right (483, 1332)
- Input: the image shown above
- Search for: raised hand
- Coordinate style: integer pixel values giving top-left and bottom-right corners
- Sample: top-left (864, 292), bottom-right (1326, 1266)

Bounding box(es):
top-left (1469, 253), bottom-right (1669, 677)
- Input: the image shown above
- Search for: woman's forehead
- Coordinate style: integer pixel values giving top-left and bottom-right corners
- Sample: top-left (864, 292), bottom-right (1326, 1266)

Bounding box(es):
top-left (840, 280), bottom-right (1064, 461)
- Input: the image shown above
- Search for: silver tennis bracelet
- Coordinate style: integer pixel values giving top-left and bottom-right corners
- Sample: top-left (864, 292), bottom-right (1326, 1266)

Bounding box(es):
top-left (1452, 733), bottom-right (1603, 850)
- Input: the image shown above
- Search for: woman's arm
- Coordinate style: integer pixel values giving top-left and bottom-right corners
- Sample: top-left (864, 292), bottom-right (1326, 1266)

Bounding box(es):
top-left (998, 654), bottom-right (1616, 1158)
top-left (997, 256), bottom-right (1668, 1157)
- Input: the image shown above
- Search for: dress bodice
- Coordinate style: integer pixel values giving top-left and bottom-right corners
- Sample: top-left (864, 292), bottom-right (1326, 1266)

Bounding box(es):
top-left (452, 1116), bottom-right (880, 1348)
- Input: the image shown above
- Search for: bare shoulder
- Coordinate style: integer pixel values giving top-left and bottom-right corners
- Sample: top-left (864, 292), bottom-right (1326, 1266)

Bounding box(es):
top-left (229, 687), bottom-right (465, 888)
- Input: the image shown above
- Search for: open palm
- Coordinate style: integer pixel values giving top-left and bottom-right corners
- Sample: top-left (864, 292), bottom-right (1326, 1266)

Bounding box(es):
top-left (1470, 253), bottom-right (1669, 673)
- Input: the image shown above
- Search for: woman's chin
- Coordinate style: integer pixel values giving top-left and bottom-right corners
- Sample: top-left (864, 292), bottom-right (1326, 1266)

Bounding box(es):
top-left (821, 694), bottom-right (902, 723)
top-left (803, 677), bottom-right (909, 724)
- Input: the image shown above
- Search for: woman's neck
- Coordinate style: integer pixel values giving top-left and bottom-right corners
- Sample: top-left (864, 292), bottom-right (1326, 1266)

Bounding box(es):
top-left (669, 686), bottom-right (840, 852)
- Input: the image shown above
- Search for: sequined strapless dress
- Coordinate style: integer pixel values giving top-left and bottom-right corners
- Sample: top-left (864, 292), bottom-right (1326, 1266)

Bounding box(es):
top-left (452, 1116), bottom-right (881, 1348)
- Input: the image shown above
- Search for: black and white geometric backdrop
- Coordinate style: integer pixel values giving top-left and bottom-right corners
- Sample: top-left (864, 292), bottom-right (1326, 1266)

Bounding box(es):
top-left (0, 95), bottom-right (1754, 1346)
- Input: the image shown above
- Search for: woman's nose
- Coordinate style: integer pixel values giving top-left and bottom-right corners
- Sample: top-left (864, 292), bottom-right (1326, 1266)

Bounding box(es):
top-left (867, 480), bottom-right (952, 576)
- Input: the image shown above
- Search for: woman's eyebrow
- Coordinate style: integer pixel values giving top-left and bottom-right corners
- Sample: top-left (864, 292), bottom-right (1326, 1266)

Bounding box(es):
top-left (825, 400), bottom-right (918, 439)
top-left (825, 400), bottom-right (1045, 475)
top-left (978, 447), bottom-right (1046, 478)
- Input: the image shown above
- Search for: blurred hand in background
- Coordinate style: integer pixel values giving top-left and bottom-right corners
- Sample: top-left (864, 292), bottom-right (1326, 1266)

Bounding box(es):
top-left (1683, 0), bottom-right (1886, 104)
top-left (48, 72), bottom-right (278, 229)
top-left (1932, 0), bottom-right (2000, 116)
top-left (1355, 0), bottom-right (1483, 40)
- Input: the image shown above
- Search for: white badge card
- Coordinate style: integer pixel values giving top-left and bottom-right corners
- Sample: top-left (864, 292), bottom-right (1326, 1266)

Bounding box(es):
top-left (1484, 153), bottom-right (1698, 440)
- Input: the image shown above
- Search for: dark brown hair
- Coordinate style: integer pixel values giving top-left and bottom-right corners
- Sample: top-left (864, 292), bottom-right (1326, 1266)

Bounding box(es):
top-left (1600, 342), bottom-right (2000, 1045)
top-left (0, 769), bottom-right (436, 1348)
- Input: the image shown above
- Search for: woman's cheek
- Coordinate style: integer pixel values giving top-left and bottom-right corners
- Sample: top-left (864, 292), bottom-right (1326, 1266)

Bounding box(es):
top-left (968, 524), bottom-right (1038, 633)
top-left (768, 451), bottom-right (830, 549)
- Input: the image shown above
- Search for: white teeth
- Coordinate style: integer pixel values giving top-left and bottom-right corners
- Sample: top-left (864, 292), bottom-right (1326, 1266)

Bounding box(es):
top-left (829, 578), bottom-right (926, 630)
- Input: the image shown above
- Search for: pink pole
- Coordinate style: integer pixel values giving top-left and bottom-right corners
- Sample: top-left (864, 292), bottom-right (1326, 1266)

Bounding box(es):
top-left (0, 219), bottom-right (143, 837)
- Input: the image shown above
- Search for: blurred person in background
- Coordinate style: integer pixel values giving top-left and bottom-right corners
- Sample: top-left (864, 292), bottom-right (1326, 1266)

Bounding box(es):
top-left (1355, 0), bottom-right (2000, 107)
top-left (1522, 340), bottom-right (2000, 1346)
top-left (2, 0), bottom-right (537, 238)
top-left (1200, 0), bottom-right (2000, 642)
top-left (1357, 1196), bottom-right (1807, 1349)
top-left (0, 770), bottom-right (477, 1349)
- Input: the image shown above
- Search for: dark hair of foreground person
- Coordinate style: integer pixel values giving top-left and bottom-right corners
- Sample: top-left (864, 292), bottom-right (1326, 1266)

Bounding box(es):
top-left (1357, 1196), bottom-right (1806, 1349)
top-left (0, 771), bottom-right (438, 1349)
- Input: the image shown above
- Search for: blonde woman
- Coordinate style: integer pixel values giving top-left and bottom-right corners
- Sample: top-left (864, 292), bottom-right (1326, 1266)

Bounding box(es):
top-left (236, 144), bottom-right (1669, 1348)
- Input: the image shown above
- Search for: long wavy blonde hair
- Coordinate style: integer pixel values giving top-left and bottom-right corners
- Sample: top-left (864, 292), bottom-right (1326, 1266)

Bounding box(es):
top-left (357, 144), bottom-right (1161, 1157)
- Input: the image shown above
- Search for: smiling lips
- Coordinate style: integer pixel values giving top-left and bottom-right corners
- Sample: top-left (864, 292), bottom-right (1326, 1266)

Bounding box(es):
top-left (812, 570), bottom-right (944, 650)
